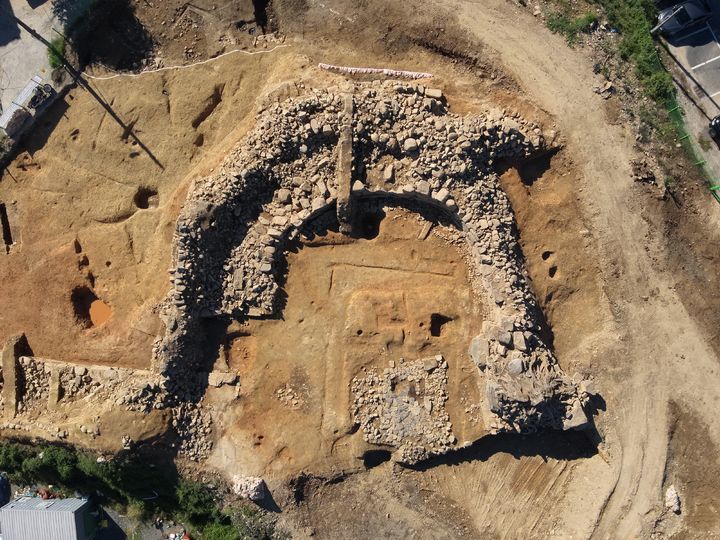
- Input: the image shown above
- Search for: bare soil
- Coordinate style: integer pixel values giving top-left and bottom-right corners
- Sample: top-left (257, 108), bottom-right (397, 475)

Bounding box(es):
top-left (1, 0), bottom-right (719, 537)
top-left (208, 207), bottom-right (484, 478)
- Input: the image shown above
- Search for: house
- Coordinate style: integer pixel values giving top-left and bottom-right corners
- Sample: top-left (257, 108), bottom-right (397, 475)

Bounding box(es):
top-left (0, 497), bottom-right (99, 540)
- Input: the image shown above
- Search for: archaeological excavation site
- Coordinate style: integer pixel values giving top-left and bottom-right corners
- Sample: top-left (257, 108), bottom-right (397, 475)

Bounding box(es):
top-left (1, 0), bottom-right (720, 538)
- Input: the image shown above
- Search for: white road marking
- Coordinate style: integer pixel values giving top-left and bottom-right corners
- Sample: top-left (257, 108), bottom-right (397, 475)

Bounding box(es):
top-left (674, 24), bottom-right (713, 41)
top-left (691, 53), bottom-right (720, 70)
top-left (710, 90), bottom-right (720, 97)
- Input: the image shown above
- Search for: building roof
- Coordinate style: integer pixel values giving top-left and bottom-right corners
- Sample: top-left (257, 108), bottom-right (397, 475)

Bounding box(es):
top-left (1, 497), bottom-right (89, 513)
top-left (0, 75), bottom-right (43, 134)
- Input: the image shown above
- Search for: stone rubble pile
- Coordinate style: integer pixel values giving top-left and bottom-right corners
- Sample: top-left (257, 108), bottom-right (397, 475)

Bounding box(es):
top-left (172, 403), bottom-right (213, 461)
top-left (352, 355), bottom-right (454, 464)
top-left (154, 81), bottom-right (592, 464)
top-left (232, 475), bottom-right (267, 502)
top-left (59, 365), bottom-right (100, 399)
top-left (17, 356), bottom-right (49, 412)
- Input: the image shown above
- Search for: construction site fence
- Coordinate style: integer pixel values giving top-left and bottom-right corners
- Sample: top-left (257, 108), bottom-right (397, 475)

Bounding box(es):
top-left (666, 99), bottom-right (720, 204)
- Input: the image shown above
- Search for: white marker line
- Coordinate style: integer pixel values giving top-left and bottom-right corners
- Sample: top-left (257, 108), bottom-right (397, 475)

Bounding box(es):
top-left (707, 22), bottom-right (720, 51)
top-left (674, 24), bottom-right (713, 41)
top-left (710, 90), bottom-right (720, 97)
top-left (691, 53), bottom-right (720, 70)
top-left (84, 44), bottom-right (290, 80)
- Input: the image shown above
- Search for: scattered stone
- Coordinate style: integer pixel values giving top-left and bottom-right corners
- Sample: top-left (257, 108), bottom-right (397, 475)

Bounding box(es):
top-left (277, 188), bottom-right (291, 204)
top-left (665, 485), bottom-right (681, 514)
top-left (425, 88), bottom-right (442, 99)
top-left (415, 180), bottom-right (430, 196)
top-left (403, 138), bottom-right (418, 152)
top-left (208, 371), bottom-right (239, 387)
top-left (497, 330), bottom-right (513, 348)
top-left (512, 331), bottom-right (527, 352)
top-left (232, 475), bottom-right (267, 502)
top-left (507, 357), bottom-right (524, 376)
top-left (384, 164), bottom-right (394, 182)
top-left (468, 336), bottom-right (489, 368)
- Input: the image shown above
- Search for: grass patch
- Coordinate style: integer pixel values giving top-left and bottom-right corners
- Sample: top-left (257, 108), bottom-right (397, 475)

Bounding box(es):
top-left (547, 11), bottom-right (599, 45)
top-left (698, 135), bottom-right (712, 152)
top-left (48, 36), bottom-right (65, 69)
top-left (593, 0), bottom-right (675, 102)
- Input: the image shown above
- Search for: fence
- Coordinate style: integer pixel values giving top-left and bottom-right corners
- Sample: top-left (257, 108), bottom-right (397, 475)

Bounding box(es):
top-left (666, 98), bottom-right (720, 204)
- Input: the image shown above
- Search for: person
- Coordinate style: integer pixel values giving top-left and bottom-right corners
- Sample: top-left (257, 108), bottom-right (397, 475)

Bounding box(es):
top-left (709, 115), bottom-right (720, 140)
top-left (0, 473), bottom-right (10, 506)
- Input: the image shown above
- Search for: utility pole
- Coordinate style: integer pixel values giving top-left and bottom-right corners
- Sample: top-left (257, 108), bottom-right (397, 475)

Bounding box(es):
top-left (0, 5), bottom-right (164, 169)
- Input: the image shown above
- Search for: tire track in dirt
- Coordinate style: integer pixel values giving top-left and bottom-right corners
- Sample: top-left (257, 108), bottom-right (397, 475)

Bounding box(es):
top-left (451, 0), bottom-right (720, 536)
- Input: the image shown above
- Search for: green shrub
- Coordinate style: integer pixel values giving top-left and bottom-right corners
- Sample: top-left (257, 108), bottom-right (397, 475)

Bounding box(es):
top-left (0, 443), bottom-right (285, 539)
top-left (0, 444), bottom-right (33, 478)
top-left (547, 11), bottom-right (598, 45)
top-left (48, 36), bottom-right (65, 69)
top-left (176, 480), bottom-right (220, 527)
top-left (232, 507), bottom-right (290, 540)
top-left (593, 0), bottom-right (675, 102)
top-left (202, 522), bottom-right (240, 540)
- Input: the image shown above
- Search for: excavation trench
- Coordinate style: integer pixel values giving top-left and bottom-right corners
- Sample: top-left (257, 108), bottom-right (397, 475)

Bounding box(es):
top-left (210, 205), bottom-right (485, 476)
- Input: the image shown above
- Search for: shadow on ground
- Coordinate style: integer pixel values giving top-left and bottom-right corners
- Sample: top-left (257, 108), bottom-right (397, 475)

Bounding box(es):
top-left (0, 0), bottom-right (20, 46)
top-left (55, 0), bottom-right (153, 70)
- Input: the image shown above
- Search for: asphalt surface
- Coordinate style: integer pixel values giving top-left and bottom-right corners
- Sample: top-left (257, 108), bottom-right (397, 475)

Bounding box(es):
top-left (665, 5), bottom-right (720, 114)
top-left (0, 0), bottom-right (56, 115)
top-left (659, 3), bottom-right (720, 190)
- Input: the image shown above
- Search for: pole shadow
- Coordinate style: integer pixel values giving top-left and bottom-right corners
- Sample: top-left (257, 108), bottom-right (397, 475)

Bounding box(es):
top-left (0, 0), bottom-right (20, 46)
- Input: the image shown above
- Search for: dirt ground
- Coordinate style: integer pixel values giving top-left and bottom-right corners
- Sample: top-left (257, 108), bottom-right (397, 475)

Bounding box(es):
top-left (1, 0), bottom-right (720, 537)
top-left (208, 207), bottom-right (485, 478)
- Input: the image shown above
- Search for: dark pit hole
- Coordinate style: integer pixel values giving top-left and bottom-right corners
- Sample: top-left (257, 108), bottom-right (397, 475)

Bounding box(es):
top-left (0, 203), bottom-right (14, 251)
top-left (517, 147), bottom-right (560, 186)
top-left (356, 210), bottom-right (383, 240)
top-left (71, 286), bottom-right (99, 328)
top-left (362, 449), bottom-right (392, 469)
top-left (430, 313), bottom-right (453, 337)
top-left (134, 187), bottom-right (159, 209)
top-left (252, 0), bottom-right (270, 32)
top-left (105, 261), bottom-right (112, 267)
top-left (73, 239), bottom-right (82, 254)
top-left (541, 250), bottom-right (554, 260)
top-left (356, 329), bottom-right (363, 336)
top-left (549, 265), bottom-right (558, 278)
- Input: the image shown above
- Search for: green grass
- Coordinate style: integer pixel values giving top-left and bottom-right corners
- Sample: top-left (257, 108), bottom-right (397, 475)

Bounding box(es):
top-left (593, 0), bottom-right (675, 102)
top-left (48, 36), bottom-right (65, 69)
top-left (545, 0), bottom-right (674, 102)
top-left (698, 135), bottom-right (712, 152)
top-left (546, 11), bottom-right (599, 45)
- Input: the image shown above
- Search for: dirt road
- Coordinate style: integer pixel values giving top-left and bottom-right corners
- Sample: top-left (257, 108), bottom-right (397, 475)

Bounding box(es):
top-left (453, 0), bottom-right (720, 536)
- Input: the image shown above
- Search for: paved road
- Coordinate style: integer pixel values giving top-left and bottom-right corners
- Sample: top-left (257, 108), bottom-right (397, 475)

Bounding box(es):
top-left (662, 6), bottom-right (720, 190)
top-left (664, 5), bottom-right (720, 110)
top-left (0, 0), bottom-right (57, 114)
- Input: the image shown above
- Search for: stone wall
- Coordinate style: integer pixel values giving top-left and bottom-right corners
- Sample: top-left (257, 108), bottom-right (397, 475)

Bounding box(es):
top-left (152, 81), bottom-right (594, 463)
